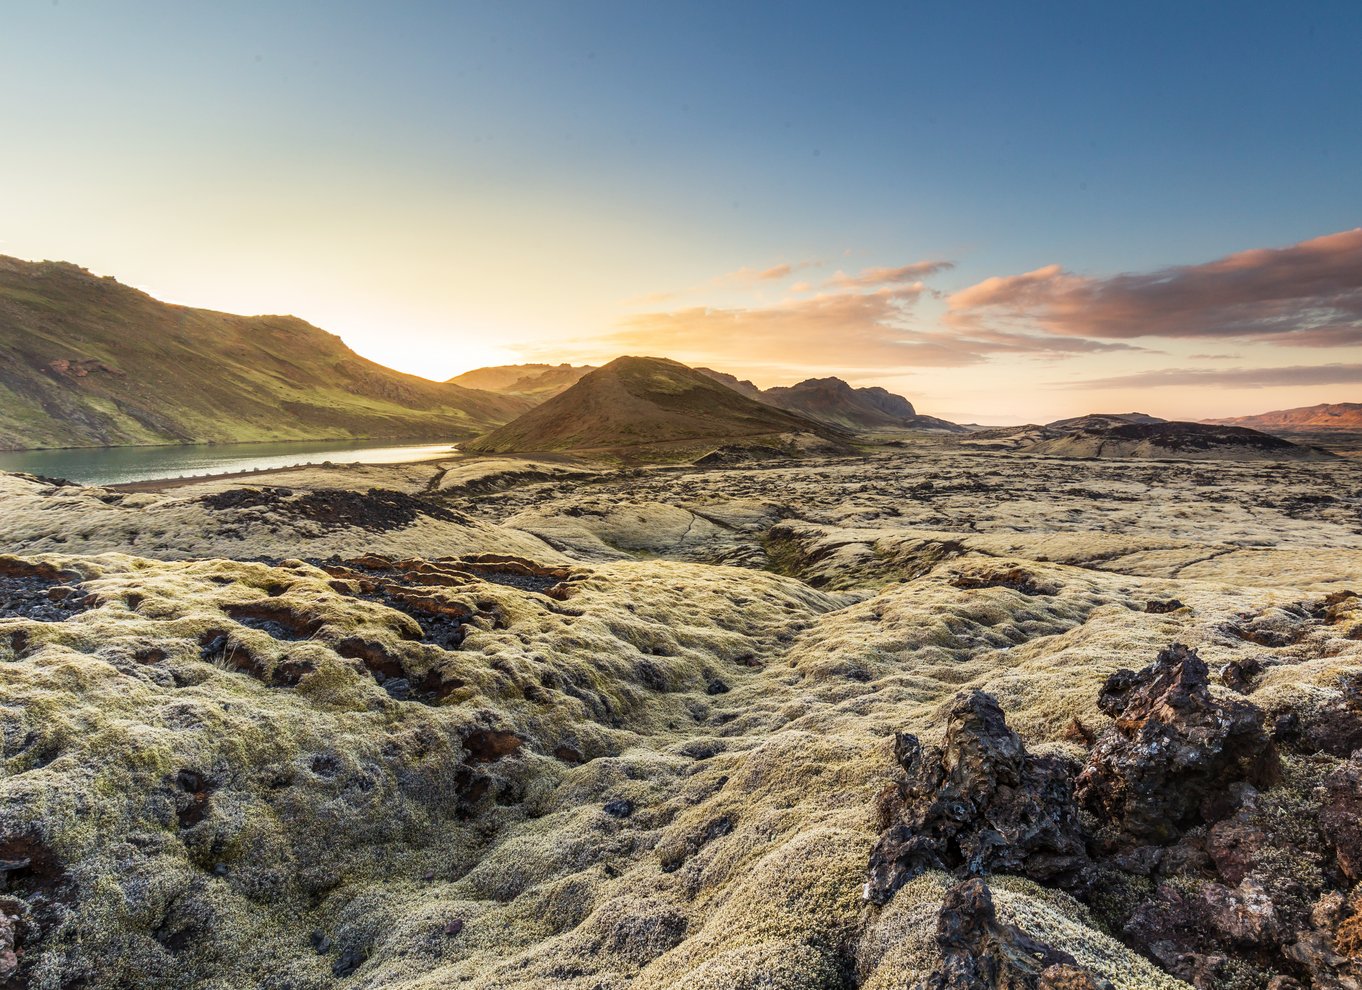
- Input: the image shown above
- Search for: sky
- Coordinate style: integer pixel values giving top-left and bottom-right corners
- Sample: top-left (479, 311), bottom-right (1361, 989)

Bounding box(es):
top-left (2, 1), bottom-right (1360, 423)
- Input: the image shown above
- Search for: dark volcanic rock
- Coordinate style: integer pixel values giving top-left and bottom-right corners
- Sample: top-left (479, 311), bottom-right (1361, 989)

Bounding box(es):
top-left (603, 798), bottom-right (634, 819)
top-left (1075, 644), bottom-right (1275, 845)
top-left (864, 645), bottom-right (1356, 989)
top-left (1145, 598), bottom-right (1185, 614)
top-left (1320, 756), bottom-right (1362, 882)
top-left (923, 878), bottom-right (1113, 990)
top-left (864, 690), bottom-right (1087, 905)
top-left (0, 557), bottom-right (93, 622)
top-left (1289, 671), bottom-right (1362, 758)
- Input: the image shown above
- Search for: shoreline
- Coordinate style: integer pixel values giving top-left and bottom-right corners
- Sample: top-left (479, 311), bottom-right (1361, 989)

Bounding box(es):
top-left (0, 434), bottom-right (470, 454)
top-left (106, 449), bottom-right (462, 493)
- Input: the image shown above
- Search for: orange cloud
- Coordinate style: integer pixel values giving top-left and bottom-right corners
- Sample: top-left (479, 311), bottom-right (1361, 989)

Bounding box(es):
top-left (947, 227), bottom-right (1362, 345)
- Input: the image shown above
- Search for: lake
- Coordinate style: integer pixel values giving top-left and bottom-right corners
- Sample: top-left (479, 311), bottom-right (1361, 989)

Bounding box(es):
top-left (0, 439), bottom-right (461, 487)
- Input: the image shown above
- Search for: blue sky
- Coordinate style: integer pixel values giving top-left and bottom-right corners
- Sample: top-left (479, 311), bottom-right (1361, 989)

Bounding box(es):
top-left (3, 1), bottom-right (1360, 420)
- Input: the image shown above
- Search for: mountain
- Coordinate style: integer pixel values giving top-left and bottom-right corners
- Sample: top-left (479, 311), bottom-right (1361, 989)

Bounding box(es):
top-left (454, 360), bottom-right (966, 434)
top-left (693, 367), bottom-right (766, 401)
top-left (762, 377), bottom-right (916, 430)
top-left (0, 256), bottom-right (530, 450)
top-left (447, 363), bottom-right (595, 400)
top-left (1206, 403), bottom-right (1362, 433)
top-left (696, 369), bottom-right (965, 433)
top-left (1022, 421), bottom-right (1336, 461)
top-left (464, 355), bottom-right (848, 457)
top-left (1047, 412), bottom-right (1166, 431)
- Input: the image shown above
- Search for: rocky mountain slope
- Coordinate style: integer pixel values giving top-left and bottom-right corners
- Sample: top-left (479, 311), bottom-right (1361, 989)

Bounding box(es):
top-left (463, 356), bottom-right (848, 459)
top-left (1, 439), bottom-right (1361, 989)
top-left (1207, 402), bottom-right (1362, 433)
top-left (446, 364), bottom-right (595, 400)
top-left (0, 257), bottom-right (529, 450)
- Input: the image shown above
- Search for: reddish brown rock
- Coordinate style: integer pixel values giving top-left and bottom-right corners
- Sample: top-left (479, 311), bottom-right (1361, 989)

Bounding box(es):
top-left (1123, 879), bottom-right (1280, 985)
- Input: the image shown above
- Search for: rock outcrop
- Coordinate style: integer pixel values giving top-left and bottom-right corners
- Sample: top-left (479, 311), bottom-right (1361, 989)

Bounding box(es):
top-left (868, 645), bottom-right (1362, 989)
top-left (864, 690), bottom-right (1087, 905)
top-left (1075, 644), bottom-right (1277, 845)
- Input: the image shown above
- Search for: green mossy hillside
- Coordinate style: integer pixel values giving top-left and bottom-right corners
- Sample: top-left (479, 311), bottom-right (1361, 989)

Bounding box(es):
top-left (0, 257), bottom-right (530, 450)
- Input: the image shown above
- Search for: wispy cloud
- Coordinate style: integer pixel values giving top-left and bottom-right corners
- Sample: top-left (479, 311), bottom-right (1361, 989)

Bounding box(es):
top-left (825, 259), bottom-right (954, 288)
top-left (717, 260), bottom-right (818, 286)
top-left (948, 227), bottom-right (1362, 346)
top-left (546, 284), bottom-right (1138, 375)
top-left (1054, 363), bottom-right (1362, 390)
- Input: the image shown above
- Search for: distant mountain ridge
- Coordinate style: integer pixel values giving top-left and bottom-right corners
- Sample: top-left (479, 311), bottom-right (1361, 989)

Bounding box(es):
top-left (447, 363), bottom-right (595, 399)
top-left (1047, 412), bottom-right (1166, 431)
top-left (456, 361), bottom-right (963, 433)
top-left (1205, 403), bottom-right (1362, 432)
top-left (464, 356), bottom-right (848, 458)
top-left (0, 256), bottom-right (529, 450)
top-left (700, 369), bottom-right (965, 432)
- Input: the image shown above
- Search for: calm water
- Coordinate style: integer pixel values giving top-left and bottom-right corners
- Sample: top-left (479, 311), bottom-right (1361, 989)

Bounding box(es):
top-left (0, 440), bottom-right (461, 487)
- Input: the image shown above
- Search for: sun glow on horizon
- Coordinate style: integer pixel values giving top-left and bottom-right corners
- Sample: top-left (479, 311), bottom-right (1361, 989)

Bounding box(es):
top-left (1, 3), bottom-right (1358, 421)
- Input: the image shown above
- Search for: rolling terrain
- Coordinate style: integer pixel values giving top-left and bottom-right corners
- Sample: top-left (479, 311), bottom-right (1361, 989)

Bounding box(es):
top-left (964, 417), bottom-right (1336, 461)
top-left (1, 435), bottom-right (1361, 989)
top-left (1022, 421), bottom-right (1337, 461)
top-left (3, 263), bottom-right (1361, 989)
top-left (0, 257), bottom-right (529, 450)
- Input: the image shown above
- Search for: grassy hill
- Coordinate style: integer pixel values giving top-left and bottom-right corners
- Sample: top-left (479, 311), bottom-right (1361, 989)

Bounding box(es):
top-left (0, 256), bottom-right (530, 449)
top-left (463, 355), bottom-right (848, 457)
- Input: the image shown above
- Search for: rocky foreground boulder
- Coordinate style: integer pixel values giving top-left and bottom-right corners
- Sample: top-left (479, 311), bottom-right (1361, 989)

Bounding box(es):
top-left (1076, 643), bottom-right (1278, 845)
top-left (868, 644), bottom-right (1362, 989)
top-left (864, 690), bottom-right (1087, 905)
